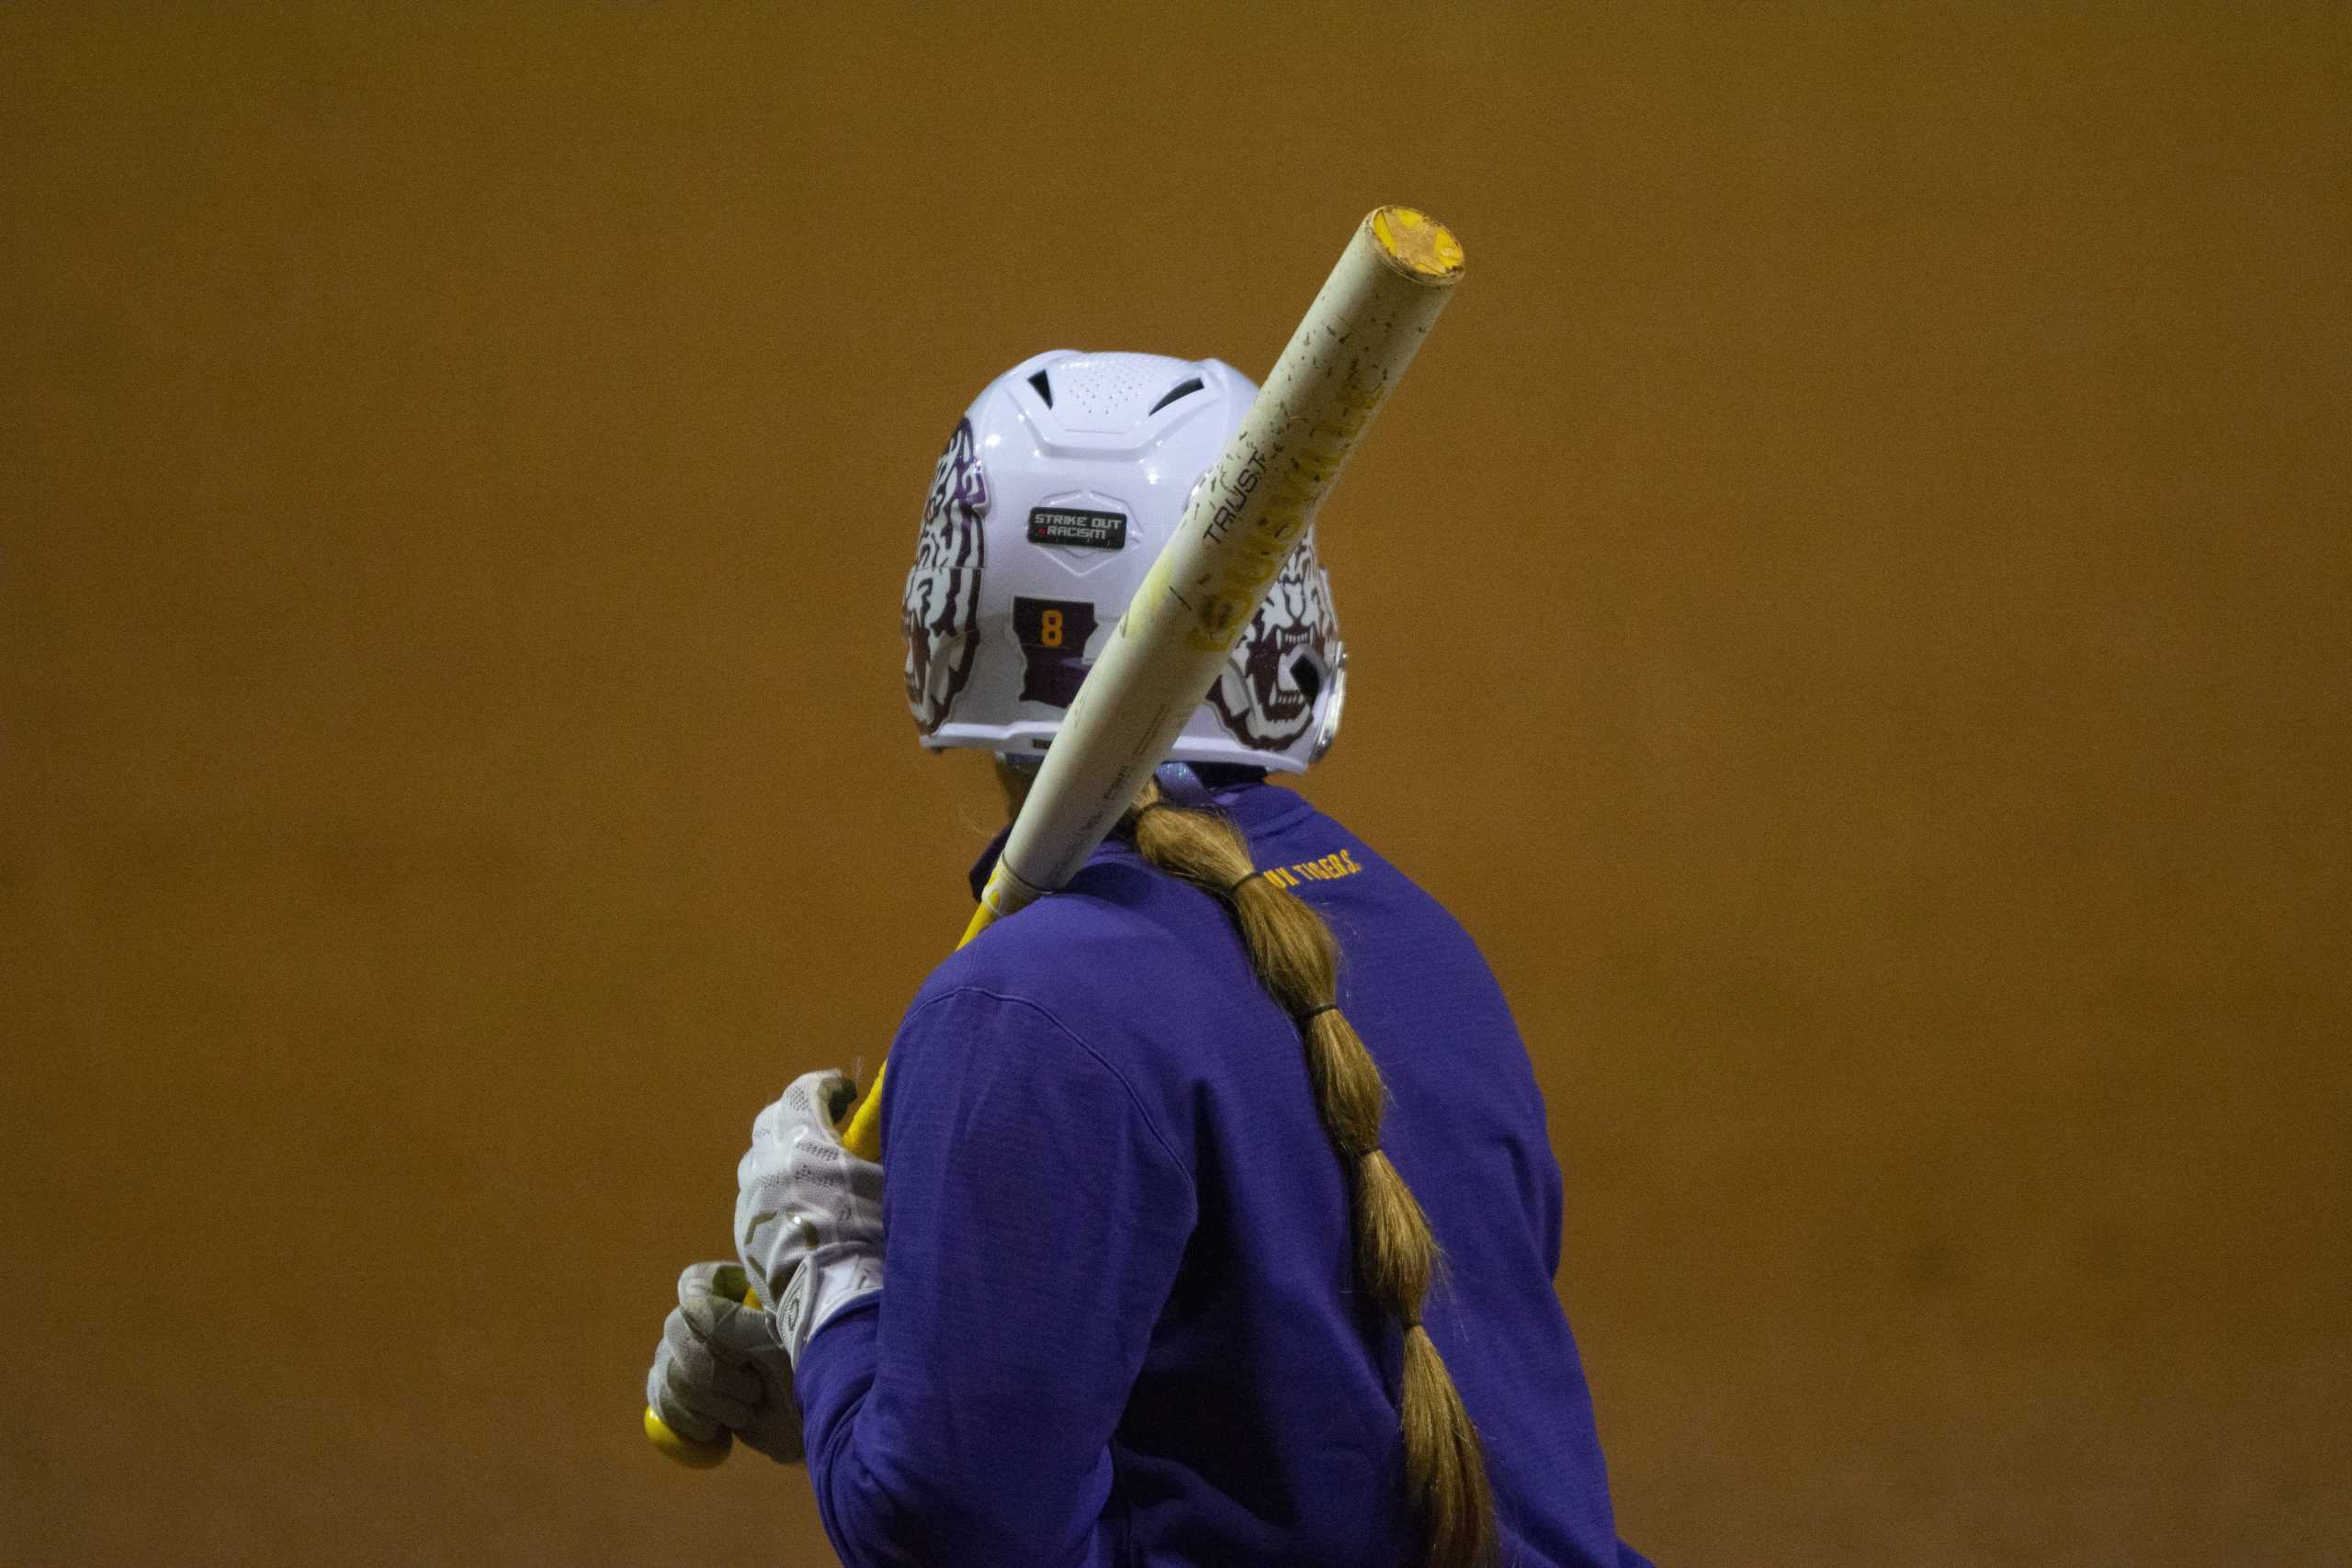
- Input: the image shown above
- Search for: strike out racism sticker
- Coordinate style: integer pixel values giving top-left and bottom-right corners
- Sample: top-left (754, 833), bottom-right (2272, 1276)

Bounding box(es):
top-left (1026, 507), bottom-right (1127, 550)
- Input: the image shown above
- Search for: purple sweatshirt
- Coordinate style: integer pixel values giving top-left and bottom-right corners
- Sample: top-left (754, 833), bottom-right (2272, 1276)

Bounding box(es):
top-left (797, 780), bottom-right (1649, 1568)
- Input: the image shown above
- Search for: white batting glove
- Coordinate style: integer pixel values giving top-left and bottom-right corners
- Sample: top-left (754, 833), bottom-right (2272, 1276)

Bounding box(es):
top-left (645, 1260), bottom-right (805, 1463)
top-left (735, 1070), bottom-right (886, 1367)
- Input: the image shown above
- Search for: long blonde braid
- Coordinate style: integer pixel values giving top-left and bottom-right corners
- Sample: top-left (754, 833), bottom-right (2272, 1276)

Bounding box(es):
top-left (1125, 780), bottom-right (1498, 1568)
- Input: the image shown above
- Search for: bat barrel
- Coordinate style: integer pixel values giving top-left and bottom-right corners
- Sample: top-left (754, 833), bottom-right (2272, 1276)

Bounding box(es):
top-left (996, 207), bottom-right (1464, 897)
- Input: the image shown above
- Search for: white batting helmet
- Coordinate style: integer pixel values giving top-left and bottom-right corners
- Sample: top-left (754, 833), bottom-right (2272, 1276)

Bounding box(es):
top-left (900, 350), bottom-right (1346, 773)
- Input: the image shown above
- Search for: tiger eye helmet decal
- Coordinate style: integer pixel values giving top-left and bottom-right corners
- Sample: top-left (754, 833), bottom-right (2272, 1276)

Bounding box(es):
top-left (900, 419), bottom-right (990, 735)
top-left (1207, 531), bottom-right (1342, 755)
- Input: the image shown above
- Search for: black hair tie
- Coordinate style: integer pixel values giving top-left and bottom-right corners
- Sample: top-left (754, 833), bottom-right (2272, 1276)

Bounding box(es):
top-left (1296, 1001), bottom-right (1340, 1023)
top-left (1222, 869), bottom-right (1268, 898)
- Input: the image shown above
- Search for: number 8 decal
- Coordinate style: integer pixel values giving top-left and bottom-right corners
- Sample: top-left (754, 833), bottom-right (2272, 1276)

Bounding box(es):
top-left (1012, 596), bottom-right (1100, 708)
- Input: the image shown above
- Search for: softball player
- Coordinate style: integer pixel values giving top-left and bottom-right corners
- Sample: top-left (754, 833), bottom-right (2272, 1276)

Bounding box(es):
top-left (649, 352), bottom-right (1652, 1568)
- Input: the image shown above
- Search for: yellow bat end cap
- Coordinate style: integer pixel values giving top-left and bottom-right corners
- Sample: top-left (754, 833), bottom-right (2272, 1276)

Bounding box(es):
top-left (645, 1404), bottom-right (731, 1468)
top-left (1370, 207), bottom-right (1465, 280)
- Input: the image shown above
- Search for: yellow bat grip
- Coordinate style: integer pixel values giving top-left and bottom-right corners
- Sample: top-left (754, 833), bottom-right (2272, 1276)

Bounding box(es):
top-left (840, 1060), bottom-right (889, 1163)
top-left (834, 897), bottom-right (1001, 1160)
top-left (648, 897), bottom-right (1001, 1464)
top-left (644, 1277), bottom-right (765, 1467)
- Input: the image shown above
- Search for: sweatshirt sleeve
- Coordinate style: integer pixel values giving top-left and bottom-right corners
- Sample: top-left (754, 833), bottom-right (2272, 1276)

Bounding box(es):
top-left (794, 985), bottom-right (1197, 1568)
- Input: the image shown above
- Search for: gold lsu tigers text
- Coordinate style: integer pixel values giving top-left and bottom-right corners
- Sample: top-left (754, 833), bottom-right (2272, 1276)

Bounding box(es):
top-left (1261, 847), bottom-right (1365, 891)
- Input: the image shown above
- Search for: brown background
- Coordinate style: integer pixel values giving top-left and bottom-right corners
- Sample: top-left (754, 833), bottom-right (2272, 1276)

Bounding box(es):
top-left (4, 4), bottom-right (2346, 1563)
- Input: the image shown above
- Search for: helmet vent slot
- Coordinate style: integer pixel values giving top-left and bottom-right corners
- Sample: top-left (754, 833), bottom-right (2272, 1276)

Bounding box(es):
top-left (1148, 378), bottom-right (1205, 416)
top-left (1027, 369), bottom-right (1055, 407)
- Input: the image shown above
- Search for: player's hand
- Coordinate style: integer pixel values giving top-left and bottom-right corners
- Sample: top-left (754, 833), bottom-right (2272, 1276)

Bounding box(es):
top-left (735, 1069), bottom-right (886, 1366)
top-left (645, 1260), bottom-right (805, 1464)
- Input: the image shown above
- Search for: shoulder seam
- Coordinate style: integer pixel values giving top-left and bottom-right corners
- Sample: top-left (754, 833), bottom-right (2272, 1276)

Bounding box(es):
top-left (897, 984), bottom-right (1199, 1201)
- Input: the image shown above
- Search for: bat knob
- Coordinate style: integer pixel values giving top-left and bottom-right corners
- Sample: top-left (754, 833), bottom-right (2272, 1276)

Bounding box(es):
top-left (644, 1404), bottom-right (732, 1468)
